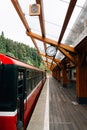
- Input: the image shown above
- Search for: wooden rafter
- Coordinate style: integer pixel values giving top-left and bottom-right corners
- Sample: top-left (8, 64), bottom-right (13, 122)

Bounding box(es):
top-left (44, 60), bottom-right (56, 66)
top-left (40, 52), bottom-right (61, 63)
top-left (59, 47), bottom-right (75, 64)
top-left (59, 44), bottom-right (76, 53)
top-left (11, 0), bottom-right (30, 32)
top-left (11, 0), bottom-right (77, 71)
top-left (44, 58), bottom-right (57, 66)
top-left (43, 61), bottom-right (55, 71)
top-left (41, 53), bottom-right (62, 68)
top-left (26, 31), bottom-right (58, 47)
top-left (47, 62), bottom-right (56, 68)
top-left (31, 38), bottom-right (40, 54)
top-left (11, 0), bottom-right (46, 66)
top-left (36, 0), bottom-right (45, 37)
top-left (31, 38), bottom-right (46, 66)
top-left (58, 0), bottom-right (77, 43)
top-left (26, 31), bottom-right (76, 53)
top-left (51, 65), bottom-right (56, 71)
top-left (50, 0), bottom-right (77, 69)
top-left (46, 65), bottom-right (53, 71)
top-left (36, 0), bottom-right (48, 64)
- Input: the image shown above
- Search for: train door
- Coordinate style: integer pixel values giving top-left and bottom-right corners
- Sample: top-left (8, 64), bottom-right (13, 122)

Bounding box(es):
top-left (17, 68), bottom-right (26, 129)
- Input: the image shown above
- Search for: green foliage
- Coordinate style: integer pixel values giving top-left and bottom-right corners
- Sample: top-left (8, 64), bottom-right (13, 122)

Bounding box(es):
top-left (0, 31), bottom-right (43, 68)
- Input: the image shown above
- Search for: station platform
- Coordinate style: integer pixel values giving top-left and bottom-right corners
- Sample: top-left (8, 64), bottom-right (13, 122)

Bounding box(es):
top-left (27, 76), bottom-right (87, 130)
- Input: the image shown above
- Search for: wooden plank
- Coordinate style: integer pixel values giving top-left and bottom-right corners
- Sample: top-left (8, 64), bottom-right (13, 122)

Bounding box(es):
top-left (49, 77), bottom-right (87, 130)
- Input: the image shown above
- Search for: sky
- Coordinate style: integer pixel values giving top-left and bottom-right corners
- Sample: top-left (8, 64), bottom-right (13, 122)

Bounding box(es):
top-left (0, 0), bottom-right (34, 47)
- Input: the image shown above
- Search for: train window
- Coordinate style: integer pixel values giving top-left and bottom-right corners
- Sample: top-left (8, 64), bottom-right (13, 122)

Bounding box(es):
top-left (0, 65), bottom-right (17, 111)
top-left (18, 71), bottom-right (24, 95)
top-left (17, 69), bottom-right (26, 123)
top-left (18, 72), bottom-right (23, 80)
top-left (26, 70), bottom-right (33, 95)
top-left (25, 69), bottom-right (45, 96)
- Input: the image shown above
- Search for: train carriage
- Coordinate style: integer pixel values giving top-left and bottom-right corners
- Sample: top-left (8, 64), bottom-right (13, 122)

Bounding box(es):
top-left (0, 53), bottom-right (46, 130)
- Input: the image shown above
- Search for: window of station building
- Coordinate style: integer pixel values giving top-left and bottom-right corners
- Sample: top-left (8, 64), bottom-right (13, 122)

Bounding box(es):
top-left (73, 72), bottom-right (76, 78)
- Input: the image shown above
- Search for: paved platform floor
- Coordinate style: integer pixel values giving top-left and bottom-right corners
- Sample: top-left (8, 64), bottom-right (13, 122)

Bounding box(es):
top-left (27, 76), bottom-right (87, 130)
top-left (27, 77), bottom-right (49, 130)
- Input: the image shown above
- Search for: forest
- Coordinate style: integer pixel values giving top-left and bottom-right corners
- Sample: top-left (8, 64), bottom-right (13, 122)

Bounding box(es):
top-left (0, 32), bottom-right (45, 69)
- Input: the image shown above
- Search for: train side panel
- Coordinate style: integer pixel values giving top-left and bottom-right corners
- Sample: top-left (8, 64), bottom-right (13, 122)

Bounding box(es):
top-left (0, 114), bottom-right (17, 130)
top-left (0, 54), bottom-right (46, 130)
top-left (24, 80), bottom-right (45, 128)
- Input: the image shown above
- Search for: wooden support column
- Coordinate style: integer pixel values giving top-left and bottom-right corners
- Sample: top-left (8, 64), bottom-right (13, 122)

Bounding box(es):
top-left (54, 68), bottom-right (57, 79)
top-left (76, 54), bottom-right (87, 104)
top-left (57, 69), bottom-right (61, 82)
top-left (52, 67), bottom-right (57, 79)
top-left (62, 66), bottom-right (68, 87)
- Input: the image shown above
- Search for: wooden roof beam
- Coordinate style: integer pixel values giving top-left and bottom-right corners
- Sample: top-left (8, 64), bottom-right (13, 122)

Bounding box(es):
top-left (59, 47), bottom-right (75, 64)
top-left (41, 53), bottom-right (61, 68)
top-left (27, 31), bottom-right (58, 47)
top-left (36, 0), bottom-right (48, 64)
top-left (44, 60), bottom-right (56, 66)
top-left (27, 32), bottom-right (75, 67)
top-left (11, 0), bottom-right (30, 32)
top-left (50, 0), bottom-right (77, 69)
top-left (43, 61), bottom-right (54, 71)
top-left (31, 38), bottom-right (40, 54)
top-left (26, 31), bottom-right (76, 53)
top-left (58, 0), bottom-right (77, 43)
top-left (40, 52), bottom-right (61, 63)
top-left (59, 44), bottom-right (76, 53)
top-left (31, 38), bottom-right (47, 68)
top-left (47, 62), bottom-right (56, 68)
top-left (44, 59), bottom-right (57, 66)
top-left (46, 65), bottom-right (52, 71)
top-left (36, 0), bottom-right (45, 37)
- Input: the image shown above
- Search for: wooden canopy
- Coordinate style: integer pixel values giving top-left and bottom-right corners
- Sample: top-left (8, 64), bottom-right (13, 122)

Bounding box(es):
top-left (11, 0), bottom-right (85, 70)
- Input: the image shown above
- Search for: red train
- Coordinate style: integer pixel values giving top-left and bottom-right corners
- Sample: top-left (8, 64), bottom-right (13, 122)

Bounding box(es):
top-left (0, 54), bottom-right (46, 130)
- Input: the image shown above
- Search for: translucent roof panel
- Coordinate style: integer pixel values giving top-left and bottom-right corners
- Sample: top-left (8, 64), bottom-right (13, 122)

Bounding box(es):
top-left (44, 21), bottom-right (61, 41)
top-left (41, 56), bottom-right (46, 61)
top-left (55, 50), bottom-right (60, 59)
top-left (19, 0), bottom-right (41, 35)
top-left (64, 0), bottom-right (87, 47)
top-left (53, 61), bottom-right (56, 65)
top-left (10, 0), bottom-right (87, 70)
top-left (43, 0), bottom-right (69, 41)
top-left (35, 39), bottom-right (45, 53)
top-left (25, 16), bottom-right (41, 35)
top-left (18, 0), bottom-right (86, 46)
top-left (55, 51), bottom-right (65, 60)
top-left (62, 0), bottom-right (87, 44)
top-left (48, 59), bottom-right (53, 63)
top-left (46, 44), bottom-right (50, 48)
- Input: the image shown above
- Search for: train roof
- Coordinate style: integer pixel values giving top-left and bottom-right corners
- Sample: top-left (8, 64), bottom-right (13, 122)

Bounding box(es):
top-left (0, 53), bottom-right (45, 72)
